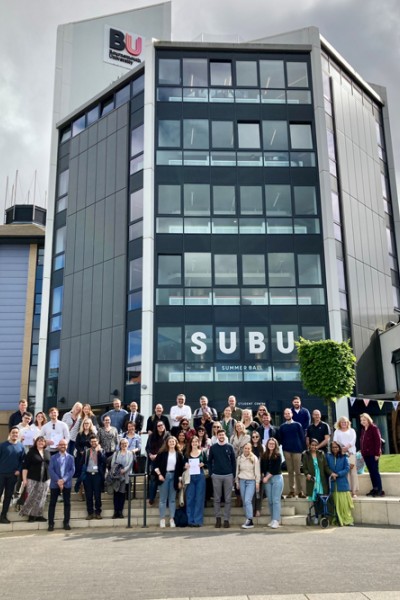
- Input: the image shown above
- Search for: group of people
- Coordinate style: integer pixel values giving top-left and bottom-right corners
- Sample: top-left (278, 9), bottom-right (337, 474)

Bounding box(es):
top-left (0, 394), bottom-right (386, 531)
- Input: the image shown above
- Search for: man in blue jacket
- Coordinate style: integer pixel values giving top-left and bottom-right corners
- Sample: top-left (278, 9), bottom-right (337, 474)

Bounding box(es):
top-left (291, 396), bottom-right (311, 438)
top-left (279, 408), bottom-right (306, 498)
top-left (48, 439), bottom-right (75, 531)
top-left (0, 427), bottom-right (25, 524)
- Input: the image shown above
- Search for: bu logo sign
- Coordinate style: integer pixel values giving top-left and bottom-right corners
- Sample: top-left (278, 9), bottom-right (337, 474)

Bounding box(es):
top-left (109, 28), bottom-right (142, 56)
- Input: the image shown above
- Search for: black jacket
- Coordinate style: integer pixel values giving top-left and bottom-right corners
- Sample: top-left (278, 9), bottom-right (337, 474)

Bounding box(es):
top-left (123, 412), bottom-right (144, 433)
top-left (257, 425), bottom-right (280, 444)
top-left (22, 447), bottom-right (50, 482)
top-left (154, 451), bottom-right (184, 490)
top-left (146, 414), bottom-right (170, 434)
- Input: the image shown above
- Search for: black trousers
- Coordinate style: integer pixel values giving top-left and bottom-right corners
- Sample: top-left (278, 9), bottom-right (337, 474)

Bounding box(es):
top-left (0, 473), bottom-right (17, 517)
top-left (48, 487), bottom-right (71, 526)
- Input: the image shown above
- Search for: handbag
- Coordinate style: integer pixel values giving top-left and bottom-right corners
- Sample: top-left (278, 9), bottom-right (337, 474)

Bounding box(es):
top-left (182, 468), bottom-right (190, 486)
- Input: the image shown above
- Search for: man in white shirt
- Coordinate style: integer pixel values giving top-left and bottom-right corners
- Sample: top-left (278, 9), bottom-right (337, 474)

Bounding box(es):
top-left (17, 412), bottom-right (35, 450)
top-left (170, 394), bottom-right (192, 433)
top-left (42, 407), bottom-right (70, 455)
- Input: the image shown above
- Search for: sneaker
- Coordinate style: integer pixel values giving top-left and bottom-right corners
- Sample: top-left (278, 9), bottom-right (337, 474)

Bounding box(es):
top-left (0, 516), bottom-right (10, 525)
top-left (286, 492), bottom-right (296, 498)
top-left (170, 518), bottom-right (176, 528)
top-left (241, 519), bottom-right (254, 529)
top-left (271, 520), bottom-right (280, 529)
top-left (298, 492), bottom-right (306, 499)
top-left (267, 521), bottom-right (273, 527)
top-left (160, 519), bottom-right (166, 528)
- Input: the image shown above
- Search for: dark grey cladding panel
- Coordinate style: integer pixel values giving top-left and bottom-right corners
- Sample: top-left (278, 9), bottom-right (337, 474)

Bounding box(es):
top-left (107, 110), bottom-right (117, 136)
top-left (102, 259), bottom-right (114, 330)
top-left (113, 254), bottom-right (126, 327)
top-left (64, 213), bottom-right (76, 277)
top-left (86, 145), bottom-right (97, 207)
top-left (116, 128), bottom-right (128, 193)
top-left (68, 336), bottom-right (81, 403)
top-left (79, 129), bottom-right (89, 154)
top-left (60, 274), bottom-right (73, 340)
top-left (110, 325), bottom-right (125, 395)
top-left (73, 209), bottom-right (85, 273)
top-left (105, 133), bottom-right (117, 197)
top-left (58, 337), bottom-right (70, 402)
top-left (70, 136), bottom-right (80, 159)
top-left (78, 333), bottom-right (90, 402)
top-left (77, 151), bottom-right (88, 212)
top-left (95, 139), bottom-right (106, 201)
top-left (71, 271), bottom-right (83, 338)
top-left (114, 189), bottom-right (127, 257)
top-left (88, 122), bottom-right (98, 148)
top-left (68, 156), bottom-right (79, 216)
top-left (104, 195), bottom-right (115, 262)
top-left (81, 267), bottom-right (93, 335)
top-left (88, 330), bottom-right (101, 404)
top-left (83, 203), bottom-right (95, 268)
top-left (99, 328), bottom-right (113, 402)
top-left (98, 117), bottom-right (107, 142)
top-left (91, 263), bottom-right (103, 332)
top-left (117, 104), bottom-right (129, 131)
top-left (93, 199), bottom-right (105, 265)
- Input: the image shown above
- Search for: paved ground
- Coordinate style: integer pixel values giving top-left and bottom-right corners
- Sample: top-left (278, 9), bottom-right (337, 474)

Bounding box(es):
top-left (0, 525), bottom-right (399, 600)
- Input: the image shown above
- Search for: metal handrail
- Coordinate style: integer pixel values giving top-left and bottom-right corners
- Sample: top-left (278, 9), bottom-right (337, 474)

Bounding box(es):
top-left (127, 456), bottom-right (148, 528)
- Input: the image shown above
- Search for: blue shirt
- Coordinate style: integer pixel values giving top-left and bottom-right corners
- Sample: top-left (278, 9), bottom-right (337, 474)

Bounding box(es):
top-left (101, 409), bottom-right (128, 433)
top-left (0, 441), bottom-right (25, 474)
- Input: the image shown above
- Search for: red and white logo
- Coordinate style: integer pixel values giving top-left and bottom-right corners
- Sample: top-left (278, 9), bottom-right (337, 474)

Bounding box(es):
top-left (104, 26), bottom-right (144, 68)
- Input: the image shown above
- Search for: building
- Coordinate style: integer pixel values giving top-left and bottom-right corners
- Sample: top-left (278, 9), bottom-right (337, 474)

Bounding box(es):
top-left (0, 204), bottom-right (46, 437)
top-left (37, 7), bottom-right (400, 432)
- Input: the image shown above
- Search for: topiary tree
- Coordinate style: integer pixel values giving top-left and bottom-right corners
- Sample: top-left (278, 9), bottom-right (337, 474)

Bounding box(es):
top-left (295, 337), bottom-right (356, 428)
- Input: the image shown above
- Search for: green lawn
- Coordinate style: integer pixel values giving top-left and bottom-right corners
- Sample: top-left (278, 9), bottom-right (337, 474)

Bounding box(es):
top-left (378, 454), bottom-right (400, 473)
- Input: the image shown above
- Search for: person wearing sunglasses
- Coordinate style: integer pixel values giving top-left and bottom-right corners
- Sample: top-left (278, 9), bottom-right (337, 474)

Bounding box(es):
top-left (42, 408), bottom-right (70, 455)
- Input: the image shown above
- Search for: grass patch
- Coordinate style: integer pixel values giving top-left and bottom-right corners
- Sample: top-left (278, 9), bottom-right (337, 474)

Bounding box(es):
top-left (379, 454), bottom-right (400, 473)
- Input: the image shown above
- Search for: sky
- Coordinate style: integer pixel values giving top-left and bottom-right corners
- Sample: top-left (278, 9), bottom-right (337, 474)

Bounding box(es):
top-left (0, 0), bottom-right (399, 216)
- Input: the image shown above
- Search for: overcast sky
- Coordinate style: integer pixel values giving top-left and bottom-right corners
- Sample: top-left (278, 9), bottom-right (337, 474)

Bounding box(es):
top-left (0, 0), bottom-right (399, 215)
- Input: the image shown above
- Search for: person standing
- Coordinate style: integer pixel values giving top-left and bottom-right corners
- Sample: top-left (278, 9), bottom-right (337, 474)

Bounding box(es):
top-left (306, 410), bottom-right (331, 453)
top-left (145, 421), bottom-right (171, 506)
top-left (193, 396), bottom-right (218, 430)
top-left (219, 406), bottom-right (236, 438)
top-left (98, 416), bottom-right (119, 459)
top-left (279, 408), bottom-right (306, 498)
top-left (360, 413), bottom-right (384, 497)
top-left (122, 402), bottom-right (144, 433)
top-left (110, 438), bottom-right (134, 519)
top-left (62, 402), bottom-right (83, 455)
top-left (0, 427), bottom-right (25, 524)
top-left (170, 394), bottom-right (192, 432)
top-left (47, 440), bottom-right (75, 531)
top-left (257, 412), bottom-right (280, 447)
top-left (326, 441), bottom-right (354, 526)
top-left (291, 396), bottom-right (311, 437)
top-left (8, 399), bottom-right (31, 428)
top-left (17, 412), bottom-right (35, 451)
top-left (154, 437), bottom-right (184, 528)
top-left (146, 404), bottom-right (170, 434)
top-left (261, 437), bottom-right (284, 529)
top-left (184, 436), bottom-right (207, 527)
top-left (227, 395), bottom-right (243, 421)
top-left (42, 408), bottom-right (70, 455)
top-left (333, 416), bottom-right (359, 498)
top-left (83, 435), bottom-right (106, 520)
top-left (236, 442), bottom-right (260, 529)
top-left (19, 436), bottom-right (50, 522)
top-left (101, 398), bottom-right (128, 434)
top-left (208, 429), bottom-right (236, 528)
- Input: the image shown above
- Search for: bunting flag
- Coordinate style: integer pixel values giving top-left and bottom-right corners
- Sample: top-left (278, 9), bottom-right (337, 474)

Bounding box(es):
top-left (363, 399), bottom-right (370, 407)
top-left (393, 401), bottom-right (399, 411)
top-left (377, 400), bottom-right (384, 410)
top-left (349, 397), bottom-right (356, 406)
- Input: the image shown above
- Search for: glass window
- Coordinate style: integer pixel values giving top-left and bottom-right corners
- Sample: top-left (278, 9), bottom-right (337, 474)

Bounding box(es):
top-left (155, 363), bottom-right (184, 382)
top-left (238, 123), bottom-right (261, 149)
top-left (298, 255), bottom-right (322, 285)
top-left (262, 121), bottom-right (288, 150)
top-left (158, 185), bottom-right (181, 214)
top-left (271, 324), bottom-right (298, 362)
top-left (240, 186), bottom-right (263, 215)
top-left (298, 288), bottom-right (325, 305)
top-left (52, 286), bottom-right (63, 315)
top-left (210, 62), bottom-right (232, 86)
top-left (72, 115), bottom-right (85, 137)
top-left (58, 170), bottom-right (69, 197)
top-left (212, 121), bottom-right (234, 148)
top-left (259, 60), bottom-right (285, 88)
top-left (128, 290), bottom-right (142, 311)
top-left (216, 327), bottom-right (240, 360)
top-left (290, 124), bottom-right (313, 149)
top-left (48, 349), bottom-right (60, 379)
top-left (101, 98), bottom-right (114, 117)
top-left (158, 255), bottom-right (182, 286)
top-left (265, 184), bottom-right (291, 216)
top-left (287, 90), bottom-right (312, 104)
top-left (115, 84), bottom-right (130, 107)
top-left (183, 120), bottom-right (209, 148)
top-left (129, 221), bottom-right (143, 240)
top-left (55, 226), bottom-right (66, 255)
top-left (242, 255), bottom-right (266, 285)
top-left (130, 189), bottom-right (143, 222)
top-left (131, 124), bottom-right (144, 156)
top-left (159, 59), bottom-right (181, 85)
top-left (214, 255), bottom-right (238, 285)
top-left (60, 127), bottom-right (71, 143)
top-left (241, 288), bottom-right (268, 305)
top-left (268, 253), bottom-right (295, 286)
top-left (213, 288), bottom-right (240, 305)
top-left (157, 327), bottom-right (182, 360)
top-left (185, 253), bottom-right (211, 287)
top-left (236, 61), bottom-right (258, 87)
top-left (213, 186), bottom-right (236, 214)
top-left (294, 186), bottom-right (317, 215)
top-left (287, 62), bottom-right (309, 87)
top-left (269, 288), bottom-right (296, 305)
top-left (184, 184), bottom-right (210, 216)
top-left (244, 327), bottom-right (269, 359)
top-left (337, 259), bottom-right (346, 291)
top-left (132, 74), bottom-right (145, 96)
top-left (301, 326), bottom-right (326, 341)
top-left (129, 258), bottom-right (143, 291)
top-left (158, 120), bottom-right (180, 148)
top-left (156, 288), bottom-right (183, 306)
top-left (128, 330), bottom-right (142, 364)
top-left (185, 325), bottom-right (213, 361)
top-left (183, 58), bottom-right (208, 86)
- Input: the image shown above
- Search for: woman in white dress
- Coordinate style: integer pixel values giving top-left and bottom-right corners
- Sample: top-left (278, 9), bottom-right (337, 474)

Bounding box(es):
top-left (333, 416), bottom-right (358, 498)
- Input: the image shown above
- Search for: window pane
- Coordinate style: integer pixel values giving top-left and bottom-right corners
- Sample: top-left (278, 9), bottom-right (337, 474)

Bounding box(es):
top-left (185, 325), bottom-right (212, 361)
top-left (290, 124), bottom-right (313, 149)
top-left (236, 61), bottom-right (258, 86)
top-left (132, 74), bottom-right (144, 96)
top-left (238, 123), bottom-right (260, 148)
top-left (158, 255), bottom-right (182, 285)
top-left (128, 330), bottom-right (142, 364)
top-left (55, 227), bottom-right (66, 255)
top-left (213, 289), bottom-right (240, 305)
top-left (52, 286), bottom-right (63, 315)
top-left (216, 327), bottom-right (240, 360)
top-left (268, 253), bottom-right (295, 286)
top-left (158, 185), bottom-right (181, 214)
top-left (271, 324), bottom-right (298, 361)
top-left (157, 327), bottom-right (182, 360)
top-left (184, 184), bottom-right (210, 216)
top-left (156, 288), bottom-right (183, 305)
top-left (301, 326), bottom-right (326, 341)
top-left (287, 90), bottom-right (312, 104)
top-left (239, 186), bottom-right (263, 215)
top-left (294, 186), bottom-right (317, 215)
top-left (262, 121), bottom-right (288, 150)
top-left (298, 288), bottom-right (325, 305)
top-left (58, 170), bottom-right (69, 197)
top-left (159, 59), bottom-right (180, 85)
top-left (214, 255), bottom-right (238, 285)
top-left (213, 186), bottom-right (236, 214)
top-left (270, 288), bottom-right (296, 305)
top-left (259, 60), bottom-right (285, 88)
top-left (129, 221), bottom-right (143, 240)
top-left (131, 124), bottom-right (144, 156)
top-left (129, 258), bottom-right (143, 290)
top-left (185, 253), bottom-right (211, 286)
top-left (72, 115), bottom-right (85, 137)
top-left (287, 62), bottom-right (309, 87)
top-left (265, 184), bottom-right (291, 216)
top-left (130, 189), bottom-right (143, 221)
top-left (241, 288), bottom-right (268, 305)
top-left (128, 290), bottom-right (142, 311)
top-left (242, 255), bottom-right (266, 285)
top-left (244, 327), bottom-right (269, 359)
top-left (115, 84), bottom-right (130, 107)
top-left (183, 58), bottom-right (208, 86)
top-left (212, 121), bottom-right (234, 148)
top-left (210, 62), bottom-right (232, 86)
top-left (49, 349), bottom-right (60, 378)
top-left (158, 120), bottom-right (180, 147)
top-left (298, 255), bottom-right (322, 285)
top-left (337, 259), bottom-right (346, 291)
top-left (183, 120), bottom-right (209, 149)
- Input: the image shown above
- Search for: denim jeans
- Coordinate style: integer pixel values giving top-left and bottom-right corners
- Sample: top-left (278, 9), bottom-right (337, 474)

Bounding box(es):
top-left (239, 479), bottom-right (256, 520)
top-left (186, 472), bottom-right (206, 525)
top-left (159, 472), bottom-right (176, 519)
top-left (364, 455), bottom-right (382, 492)
top-left (264, 474), bottom-right (283, 522)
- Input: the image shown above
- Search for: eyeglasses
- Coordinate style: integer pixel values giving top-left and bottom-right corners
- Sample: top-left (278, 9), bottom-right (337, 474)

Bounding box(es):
top-left (157, 424), bottom-right (164, 428)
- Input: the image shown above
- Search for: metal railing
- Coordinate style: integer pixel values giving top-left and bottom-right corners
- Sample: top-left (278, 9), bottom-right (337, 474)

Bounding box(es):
top-left (127, 456), bottom-right (148, 528)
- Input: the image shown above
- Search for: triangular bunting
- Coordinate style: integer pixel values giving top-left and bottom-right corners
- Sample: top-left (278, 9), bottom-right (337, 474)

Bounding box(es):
top-left (363, 398), bottom-right (370, 407)
top-left (393, 401), bottom-right (399, 411)
top-left (349, 397), bottom-right (356, 406)
top-left (377, 400), bottom-right (384, 410)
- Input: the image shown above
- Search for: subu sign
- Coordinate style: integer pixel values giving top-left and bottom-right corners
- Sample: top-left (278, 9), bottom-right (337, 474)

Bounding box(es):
top-left (104, 26), bottom-right (144, 69)
top-left (190, 330), bottom-right (295, 355)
